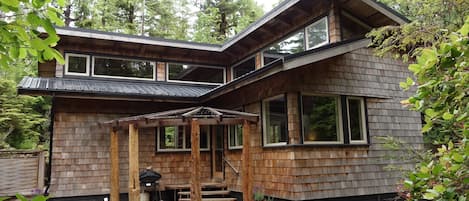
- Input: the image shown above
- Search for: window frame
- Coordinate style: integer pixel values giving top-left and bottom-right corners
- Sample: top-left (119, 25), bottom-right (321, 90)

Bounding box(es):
top-left (262, 94), bottom-right (289, 147)
top-left (230, 55), bottom-right (256, 80)
top-left (301, 93), bottom-right (344, 145)
top-left (166, 62), bottom-right (226, 85)
top-left (64, 53), bottom-right (90, 76)
top-left (305, 16), bottom-right (329, 50)
top-left (346, 96), bottom-right (368, 144)
top-left (156, 125), bottom-right (211, 152)
top-left (91, 55), bottom-right (156, 81)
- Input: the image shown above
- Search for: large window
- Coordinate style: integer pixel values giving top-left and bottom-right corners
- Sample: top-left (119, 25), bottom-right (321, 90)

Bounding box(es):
top-left (301, 94), bottom-right (367, 144)
top-left (302, 95), bottom-right (342, 144)
top-left (305, 17), bottom-right (329, 49)
top-left (65, 53), bottom-right (90, 76)
top-left (232, 57), bottom-right (255, 79)
top-left (262, 95), bottom-right (288, 146)
top-left (64, 53), bottom-right (155, 80)
top-left (347, 97), bottom-right (367, 143)
top-left (262, 16), bottom-right (330, 66)
top-left (157, 125), bottom-right (210, 152)
top-left (93, 56), bottom-right (155, 80)
top-left (167, 63), bottom-right (225, 84)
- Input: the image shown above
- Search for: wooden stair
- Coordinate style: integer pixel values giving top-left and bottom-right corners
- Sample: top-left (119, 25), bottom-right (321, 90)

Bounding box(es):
top-left (175, 182), bottom-right (236, 201)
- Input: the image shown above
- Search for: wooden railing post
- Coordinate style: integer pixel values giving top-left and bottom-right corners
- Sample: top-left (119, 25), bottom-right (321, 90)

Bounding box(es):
top-left (128, 124), bottom-right (140, 201)
top-left (110, 128), bottom-right (120, 201)
top-left (190, 119), bottom-right (202, 201)
top-left (37, 151), bottom-right (45, 190)
top-left (242, 120), bottom-right (252, 201)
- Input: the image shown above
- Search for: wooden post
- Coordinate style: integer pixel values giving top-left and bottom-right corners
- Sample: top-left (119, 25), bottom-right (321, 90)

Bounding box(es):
top-left (128, 124), bottom-right (140, 201)
top-left (242, 120), bottom-right (252, 201)
top-left (190, 119), bottom-right (202, 201)
top-left (37, 151), bottom-right (45, 190)
top-left (110, 128), bottom-right (120, 201)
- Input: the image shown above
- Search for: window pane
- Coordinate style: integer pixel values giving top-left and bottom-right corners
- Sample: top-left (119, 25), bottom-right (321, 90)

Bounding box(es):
top-left (168, 63), bottom-right (224, 84)
top-left (233, 57), bottom-right (255, 79)
top-left (68, 56), bottom-right (87, 74)
top-left (265, 30), bottom-right (305, 56)
top-left (262, 53), bottom-right (282, 66)
top-left (348, 99), bottom-right (364, 141)
top-left (229, 126), bottom-right (236, 147)
top-left (302, 95), bottom-right (339, 142)
top-left (185, 125), bottom-right (191, 149)
top-left (200, 126), bottom-right (209, 149)
top-left (160, 126), bottom-right (176, 149)
top-left (236, 125), bottom-right (243, 146)
top-left (306, 17), bottom-right (328, 49)
top-left (264, 96), bottom-right (287, 144)
top-left (93, 57), bottom-right (154, 79)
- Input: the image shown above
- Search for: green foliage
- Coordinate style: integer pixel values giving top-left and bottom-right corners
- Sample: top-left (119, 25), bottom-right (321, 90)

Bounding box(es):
top-left (0, 0), bottom-right (65, 71)
top-left (398, 17), bottom-right (469, 200)
top-left (0, 79), bottom-right (50, 149)
top-left (193, 0), bottom-right (264, 43)
top-left (368, 0), bottom-right (469, 61)
top-left (15, 194), bottom-right (48, 201)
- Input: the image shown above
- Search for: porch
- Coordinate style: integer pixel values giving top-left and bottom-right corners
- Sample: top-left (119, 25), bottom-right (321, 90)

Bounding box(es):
top-left (101, 107), bottom-right (258, 201)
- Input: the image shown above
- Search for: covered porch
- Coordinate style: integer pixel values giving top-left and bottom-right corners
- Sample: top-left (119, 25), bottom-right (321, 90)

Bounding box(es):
top-left (101, 107), bottom-right (258, 201)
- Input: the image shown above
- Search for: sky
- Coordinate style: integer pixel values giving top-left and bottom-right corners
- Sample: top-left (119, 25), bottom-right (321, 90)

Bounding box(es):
top-left (256, 0), bottom-right (280, 12)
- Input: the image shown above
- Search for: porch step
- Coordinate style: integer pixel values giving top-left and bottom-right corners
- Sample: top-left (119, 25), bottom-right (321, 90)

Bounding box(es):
top-left (166, 182), bottom-right (227, 190)
top-left (179, 198), bottom-right (236, 201)
top-left (178, 190), bottom-right (230, 196)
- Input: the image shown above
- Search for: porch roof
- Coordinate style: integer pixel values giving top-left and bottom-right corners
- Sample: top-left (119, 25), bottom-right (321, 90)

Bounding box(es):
top-left (101, 106), bottom-right (258, 128)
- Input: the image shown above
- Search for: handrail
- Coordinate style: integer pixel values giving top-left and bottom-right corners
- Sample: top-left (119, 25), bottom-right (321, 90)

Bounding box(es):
top-left (223, 158), bottom-right (239, 176)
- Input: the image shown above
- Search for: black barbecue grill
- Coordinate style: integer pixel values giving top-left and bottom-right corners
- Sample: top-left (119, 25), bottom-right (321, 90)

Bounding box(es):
top-left (140, 168), bottom-right (162, 201)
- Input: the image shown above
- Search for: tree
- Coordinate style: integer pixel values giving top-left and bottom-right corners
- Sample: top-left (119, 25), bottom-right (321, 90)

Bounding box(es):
top-left (397, 17), bottom-right (469, 200)
top-left (0, 0), bottom-right (65, 70)
top-left (368, 0), bottom-right (469, 61)
top-left (193, 0), bottom-right (263, 43)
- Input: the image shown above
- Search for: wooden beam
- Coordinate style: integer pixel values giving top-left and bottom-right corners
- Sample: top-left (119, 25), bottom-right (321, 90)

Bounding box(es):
top-left (242, 120), bottom-right (252, 201)
top-left (190, 119), bottom-right (202, 201)
top-left (128, 124), bottom-right (140, 201)
top-left (110, 128), bottom-right (120, 201)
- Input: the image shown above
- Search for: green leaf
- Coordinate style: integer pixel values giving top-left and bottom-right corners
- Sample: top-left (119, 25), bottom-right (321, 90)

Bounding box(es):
top-left (56, 0), bottom-right (66, 6)
top-left (452, 153), bottom-right (464, 163)
top-left (425, 109), bottom-right (438, 118)
top-left (423, 190), bottom-right (439, 200)
top-left (434, 184), bottom-right (446, 193)
top-left (32, 0), bottom-right (46, 9)
top-left (404, 180), bottom-right (413, 189)
top-left (0, 0), bottom-right (19, 8)
top-left (422, 123), bottom-right (432, 133)
top-left (443, 112), bottom-right (454, 120)
top-left (30, 38), bottom-right (47, 50)
top-left (408, 64), bottom-right (422, 74)
top-left (46, 8), bottom-right (65, 26)
top-left (15, 194), bottom-right (28, 201)
top-left (26, 13), bottom-right (42, 27)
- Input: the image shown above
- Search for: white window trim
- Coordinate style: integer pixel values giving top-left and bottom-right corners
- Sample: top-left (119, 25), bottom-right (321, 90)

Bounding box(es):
top-left (228, 125), bottom-right (243, 150)
top-left (91, 56), bottom-right (156, 81)
top-left (301, 93), bottom-right (344, 145)
top-left (156, 126), bottom-right (210, 152)
top-left (230, 55), bottom-right (256, 80)
top-left (346, 96), bottom-right (368, 144)
top-left (64, 53), bottom-right (90, 76)
top-left (305, 16), bottom-right (329, 50)
top-left (166, 62), bottom-right (226, 85)
top-left (262, 94), bottom-right (288, 146)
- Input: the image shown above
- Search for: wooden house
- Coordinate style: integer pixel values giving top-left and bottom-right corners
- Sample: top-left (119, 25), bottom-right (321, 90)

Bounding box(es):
top-left (18, 0), bottom-right (423, 201)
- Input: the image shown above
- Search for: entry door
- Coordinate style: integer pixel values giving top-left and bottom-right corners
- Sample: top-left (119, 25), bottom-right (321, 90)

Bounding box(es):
top-left (211, 126), bottom-right (224, 181)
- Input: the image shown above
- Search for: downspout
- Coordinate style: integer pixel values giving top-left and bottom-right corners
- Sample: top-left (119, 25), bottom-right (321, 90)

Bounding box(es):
top-left (44, 96), bottom-right (55, 196)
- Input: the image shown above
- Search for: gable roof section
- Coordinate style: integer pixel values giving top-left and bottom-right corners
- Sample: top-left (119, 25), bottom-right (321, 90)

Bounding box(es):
top-left (53, 0), bottom-right (407, 53)
top-left (18, 77), bottom-right (215, 102)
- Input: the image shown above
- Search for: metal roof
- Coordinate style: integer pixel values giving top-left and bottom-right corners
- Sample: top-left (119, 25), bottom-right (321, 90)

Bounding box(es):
top-left (18, 77), bottom-right (215, 100)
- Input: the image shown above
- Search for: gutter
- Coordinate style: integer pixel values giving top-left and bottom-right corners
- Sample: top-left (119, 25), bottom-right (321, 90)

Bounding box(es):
top-left (44, 96), bottom-right (55, 196)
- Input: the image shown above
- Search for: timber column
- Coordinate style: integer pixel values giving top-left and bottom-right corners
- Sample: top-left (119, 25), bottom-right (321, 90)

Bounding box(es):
top-left (110, 128), bottom-right (120, 201)
top-left (242, 120), bottom-right (253, 201)
top-left (191, 119), bottom-right (202, 201)
top-left (128, 124), bottom-right (140, 201)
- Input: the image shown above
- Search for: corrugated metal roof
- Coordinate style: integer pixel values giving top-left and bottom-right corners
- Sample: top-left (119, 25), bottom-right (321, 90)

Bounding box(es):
top-left (18, 77), bottom-right (215, 99)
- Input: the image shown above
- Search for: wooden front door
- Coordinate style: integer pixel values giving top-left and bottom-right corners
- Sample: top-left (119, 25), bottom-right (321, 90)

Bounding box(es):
top-left (211, 126), bottom-right (224, 181)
